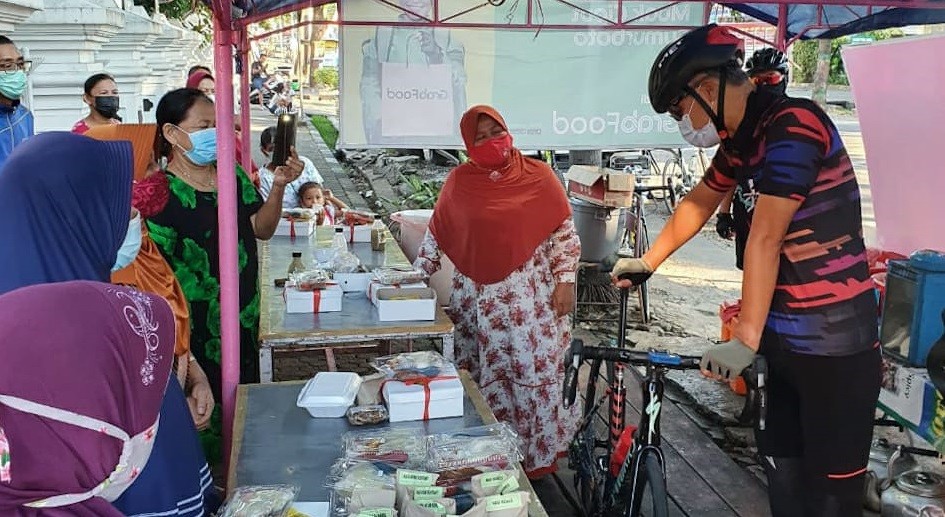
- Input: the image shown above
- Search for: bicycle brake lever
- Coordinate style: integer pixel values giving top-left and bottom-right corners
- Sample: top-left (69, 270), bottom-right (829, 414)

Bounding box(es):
top-left (736, 355), bottom-right (768, 430)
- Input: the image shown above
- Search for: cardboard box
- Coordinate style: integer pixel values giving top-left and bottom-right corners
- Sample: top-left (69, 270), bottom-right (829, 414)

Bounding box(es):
top-left (334, 272), bottom-right (373, 292)
top-left (335, 223), bottom-right (372, 243)
top-left (275, 217), bottom-right (316, 238)
top-left (369, 281), bottom-right (428, 306)
top-left (566, 165), bottom-right (635, 207)
top-left (374, 287), bottom-right (437, 322)
top-left (284, 284), bottom-right (343, 313)
top-left (383, 364), bottom-right (464, 422)
top-left (878, 356), bottom-right (945, 450)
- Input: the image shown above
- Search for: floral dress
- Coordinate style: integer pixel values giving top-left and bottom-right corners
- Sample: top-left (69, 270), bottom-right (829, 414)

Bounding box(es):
top-left (415, 219), bottom-right (582, 477)
top-left (147, 167), bottom-right (263, 464)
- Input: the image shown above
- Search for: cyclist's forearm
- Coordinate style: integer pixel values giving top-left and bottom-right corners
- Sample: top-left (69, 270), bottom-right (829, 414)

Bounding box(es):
top-left (643, 183), bottom-right (723, 268)
top-left (719, 188), bottom-right (735, 214)
top-left (738, 234), bottom-right (781, 350)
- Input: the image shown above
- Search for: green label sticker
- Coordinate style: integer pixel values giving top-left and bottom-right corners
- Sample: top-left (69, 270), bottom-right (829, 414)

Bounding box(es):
top-left (499, 475), bottom-right (520, 495)
top-left (480, 472), bottom-right (508, 488)
top-left (485, 493), bottom-right (524, 512)
top-left (397, 469), bottom-right (438, 486)
top-left (416, 500), bottom-right (447, 515)
top-left (356, 509), bottom-right (395, 517)
top-left (413, 486), bottom-right (446, 500)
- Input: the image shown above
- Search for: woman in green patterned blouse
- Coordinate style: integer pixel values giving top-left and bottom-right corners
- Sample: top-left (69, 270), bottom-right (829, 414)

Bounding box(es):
top-left (147, 88), bottom-right (303, 462)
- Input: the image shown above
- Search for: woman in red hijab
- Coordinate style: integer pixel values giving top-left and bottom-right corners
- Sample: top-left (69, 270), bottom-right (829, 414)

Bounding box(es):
top-left (417, 105), bottom-right (581, 478)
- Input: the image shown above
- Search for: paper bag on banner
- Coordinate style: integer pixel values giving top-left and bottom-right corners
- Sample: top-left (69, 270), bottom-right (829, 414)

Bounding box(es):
top-left (381, 63), bottom-right (454, 137)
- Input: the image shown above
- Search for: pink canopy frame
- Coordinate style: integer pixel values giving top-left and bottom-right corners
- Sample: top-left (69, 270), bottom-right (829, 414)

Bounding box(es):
top-left (209, 0), bottom-right (945, 477)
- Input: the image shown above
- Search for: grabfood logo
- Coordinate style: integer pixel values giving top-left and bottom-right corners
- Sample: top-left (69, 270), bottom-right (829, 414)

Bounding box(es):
top-left (386, 88), bottom-right (448, 101)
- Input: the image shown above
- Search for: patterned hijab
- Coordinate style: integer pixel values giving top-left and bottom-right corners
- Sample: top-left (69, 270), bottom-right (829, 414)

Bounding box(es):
top-left (0, 281), bottom-right (174, 516)
top-left (0, 132), bottom-right (132, 293)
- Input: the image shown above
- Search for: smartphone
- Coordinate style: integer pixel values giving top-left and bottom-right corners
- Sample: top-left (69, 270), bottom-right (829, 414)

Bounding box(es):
top-left (271, 113), bottom-right (297, 167)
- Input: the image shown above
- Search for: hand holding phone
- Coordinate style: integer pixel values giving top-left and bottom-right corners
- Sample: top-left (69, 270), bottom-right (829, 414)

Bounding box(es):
top-left (271, 113), bottom-right (297, 167)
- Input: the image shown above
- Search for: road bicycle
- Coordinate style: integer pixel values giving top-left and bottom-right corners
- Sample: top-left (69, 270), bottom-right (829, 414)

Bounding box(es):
top-left (562, 284), bottom-right (767, 517)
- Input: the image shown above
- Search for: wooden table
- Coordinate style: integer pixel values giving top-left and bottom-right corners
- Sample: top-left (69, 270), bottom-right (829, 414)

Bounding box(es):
top-left (228, 371), bottom-right (549, 517)
top-left (257, 231), bottom-right (455, 382)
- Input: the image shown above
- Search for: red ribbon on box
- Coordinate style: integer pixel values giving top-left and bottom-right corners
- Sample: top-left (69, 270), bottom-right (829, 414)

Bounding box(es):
top-left (288, 216), bottom-right (297, 242)
top-left (311, 288), bottom-right (321, 312)
top-left (347, 223), bottom-right (357, 243)
top-left (381, 375), bottom-right (458, 421)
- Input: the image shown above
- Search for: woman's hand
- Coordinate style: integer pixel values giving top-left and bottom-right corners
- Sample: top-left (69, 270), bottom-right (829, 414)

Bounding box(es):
top-left (272, 146), bottom-right (303, 187)
top-left (185, 359), bottom-right (215, 431)
top-left (552, 282), bottom-right (575, 318)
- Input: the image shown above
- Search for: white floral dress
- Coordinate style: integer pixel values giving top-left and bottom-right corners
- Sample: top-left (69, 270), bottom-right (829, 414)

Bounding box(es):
top-left (415, 219), bottom-right (582, 476)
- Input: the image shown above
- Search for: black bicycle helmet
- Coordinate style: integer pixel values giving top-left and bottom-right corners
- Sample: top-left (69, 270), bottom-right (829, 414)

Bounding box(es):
top-left (745, 47), bottom-right (789, 76)
top-left (648, 24), bottom-right (745, 114)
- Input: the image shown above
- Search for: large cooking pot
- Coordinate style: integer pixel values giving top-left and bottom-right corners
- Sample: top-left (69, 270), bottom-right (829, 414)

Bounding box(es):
top-left (570, 198), bottom-right (626, 263)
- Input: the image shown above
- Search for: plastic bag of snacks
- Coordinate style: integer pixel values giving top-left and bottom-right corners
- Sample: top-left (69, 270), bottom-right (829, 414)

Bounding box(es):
top-left (425, 424), bottom-right (523, 482)
top-left (327, 459), bottom-right (399, 516)
top-left (483, 492), bottom-right (530, 517)
top-left (370, 351), bottom-right (450, 381)
top-left (372, 267), bottom-right (426, 286)
top-left (289, 270), bottom-right (333, 291)
top-left (470, 470), bottom-right (520, 498)
top-left (218, 485), bottom-right (299, 517)
top-left (346, 404), bottom-right (389, 426)
top-left (351, 508), bottom-right (399, 517)
top-left (342, 428), bottom-right (426, 466)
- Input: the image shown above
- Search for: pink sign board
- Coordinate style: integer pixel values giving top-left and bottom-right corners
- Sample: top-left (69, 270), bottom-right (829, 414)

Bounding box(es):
top-left (843, 35), bottom-right (945, 255)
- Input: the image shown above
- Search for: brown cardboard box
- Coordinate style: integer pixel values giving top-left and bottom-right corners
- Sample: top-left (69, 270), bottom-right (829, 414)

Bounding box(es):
top-left (565, 165), bottom-right (635, 207)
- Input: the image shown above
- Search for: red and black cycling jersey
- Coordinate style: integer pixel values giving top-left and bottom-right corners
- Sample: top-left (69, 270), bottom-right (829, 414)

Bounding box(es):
top-left (704, 89), bottom-right (877, 356)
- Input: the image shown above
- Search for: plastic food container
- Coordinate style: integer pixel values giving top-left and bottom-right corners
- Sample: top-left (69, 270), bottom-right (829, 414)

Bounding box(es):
top-left (296, 372), bottom-right (362, 418)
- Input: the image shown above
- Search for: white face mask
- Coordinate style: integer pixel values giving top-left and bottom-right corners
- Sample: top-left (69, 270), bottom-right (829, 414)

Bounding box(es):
top-left (677, 91), bottom-right (721, 148)
top-left (112, 212), bottom-right (142, 272)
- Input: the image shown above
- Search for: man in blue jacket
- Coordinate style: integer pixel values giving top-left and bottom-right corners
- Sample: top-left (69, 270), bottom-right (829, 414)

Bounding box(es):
top-left (0, 35), bottom-right (34, 168)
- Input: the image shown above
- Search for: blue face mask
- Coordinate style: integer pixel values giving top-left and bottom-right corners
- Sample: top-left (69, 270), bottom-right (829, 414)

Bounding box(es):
top-left (112, 212), bottom-right (142, 272)
top-left (178, 126), bottom-right (217, 166)
top-left (0, 70), bottom-right (27, 100)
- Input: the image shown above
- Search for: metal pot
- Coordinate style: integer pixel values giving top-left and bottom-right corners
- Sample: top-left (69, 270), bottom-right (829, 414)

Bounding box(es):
top-left (569, 198), bottom-right (626, 263)
top-left (881, 471), bottom-right (945, 517)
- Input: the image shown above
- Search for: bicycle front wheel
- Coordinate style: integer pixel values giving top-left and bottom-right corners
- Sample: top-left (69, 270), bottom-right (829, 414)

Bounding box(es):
top-left (612, 449), bottom-right (669, 517)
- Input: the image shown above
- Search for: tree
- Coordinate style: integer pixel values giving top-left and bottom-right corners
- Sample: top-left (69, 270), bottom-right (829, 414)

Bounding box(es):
top-left (135, 0), bottom-right (213, 44)
top-left (811, 39), bottom-right (831, 108)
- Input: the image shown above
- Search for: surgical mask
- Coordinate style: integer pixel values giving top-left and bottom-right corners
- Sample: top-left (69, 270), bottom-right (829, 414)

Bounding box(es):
top-left (205, 93), bottom-right (215, 103)
top-left (677, 95), bottom-right (721, 148)
top-left (0, 70), bottom-right (27, 100)
top-left (469, 134), bottom-right (513, 169)
top-left (112, 212), bottom-right (142, 272)
top-left (177, 126), bottom-right (217, 166)
top-left (94, 96), bottom-right (120, 119)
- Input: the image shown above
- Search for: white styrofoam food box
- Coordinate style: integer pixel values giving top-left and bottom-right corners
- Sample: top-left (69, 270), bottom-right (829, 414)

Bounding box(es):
top-left (335, 223), bottom-right (372, 243)
top-left (276, 217), bottom-right (316, 237)
top-left (383, 365), bottom-right (464, 422)
top-left (368, 280), bottom-right (428, 306)
top-left (374, 287), bottom-right (437, 322)
top-left (333, 272), bottom-right (373, 293)
top-left (297, 372), bottom-right (362, 418)
top-left (284, 284), bottom-right (343, 313)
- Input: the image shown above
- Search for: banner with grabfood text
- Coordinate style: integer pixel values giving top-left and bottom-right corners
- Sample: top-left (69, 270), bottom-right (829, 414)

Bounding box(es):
top-left (338, 0), bottom-right (705, 149)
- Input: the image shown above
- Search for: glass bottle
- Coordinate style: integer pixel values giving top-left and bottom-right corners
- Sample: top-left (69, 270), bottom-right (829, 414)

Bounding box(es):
top-left (287, 251), bottom-right (306, 277)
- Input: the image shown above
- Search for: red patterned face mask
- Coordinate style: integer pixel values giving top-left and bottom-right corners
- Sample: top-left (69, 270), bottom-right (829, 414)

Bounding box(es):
top-left (469, 134), bottom-right (513, 169)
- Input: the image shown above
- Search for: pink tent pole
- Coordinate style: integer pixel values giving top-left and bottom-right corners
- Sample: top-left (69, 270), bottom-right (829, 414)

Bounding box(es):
top-left (239, 30), bottom-right (252, 173)
top-left (212, 16), bottom-right (241, 472)
top-left (776, 3), bottom-right (788, 51)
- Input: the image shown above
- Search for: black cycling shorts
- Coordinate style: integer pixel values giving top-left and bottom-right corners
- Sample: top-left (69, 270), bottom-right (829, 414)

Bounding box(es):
top-left (755, 336), bottom-right (881, 493)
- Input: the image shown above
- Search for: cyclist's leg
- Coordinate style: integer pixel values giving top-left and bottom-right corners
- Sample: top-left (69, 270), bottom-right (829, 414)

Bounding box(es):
top-left (754, 340), bottom-right (805, 517)
top-left (793, 346), bottom-right (881, 516)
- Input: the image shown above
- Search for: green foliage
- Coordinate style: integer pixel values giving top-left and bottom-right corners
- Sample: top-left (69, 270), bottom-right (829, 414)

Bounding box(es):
top-left (135, 0), bottom-right (213, 44)
top-left (399, 174), bottom-right (442, 209)
top-left (313, 67), bottom-right (339, 90)
top-left (310, 114), bottom-right (338, 150)
top-left (791, 29), bottom-right (905, 85)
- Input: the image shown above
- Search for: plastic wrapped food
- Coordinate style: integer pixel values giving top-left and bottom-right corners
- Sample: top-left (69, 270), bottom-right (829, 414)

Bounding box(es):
top-left (289, 270), bottom-right (333, 291)
top-left (342, 428), bottom-right (426, 466)
top-left (370, 351), bottom-right (450, 380)
top-left (425, 424), bottom-right (523, 475)
top-left (332, 251), bottom-right (362, 273)
top-left (346, 405), bottom-right (390, 426)
top-left (283, 207), bottom-right (320, 221)
top-left (372, 267), bottom-right (426, 286)
top-left (327, 460), bottom-right (399, 517)
top-left (342, 209), bottom-right (377, 225)
top-left (218, 485), bottom-right (299, 517)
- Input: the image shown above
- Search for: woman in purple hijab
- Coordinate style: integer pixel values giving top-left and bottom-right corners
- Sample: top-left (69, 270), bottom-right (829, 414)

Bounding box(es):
top-left (0, 133), bottom-right (215, 516)
top-left (0, 281), bottom-right (174, 516)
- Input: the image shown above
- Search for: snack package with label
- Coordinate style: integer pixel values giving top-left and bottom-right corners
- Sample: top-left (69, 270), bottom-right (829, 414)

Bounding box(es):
top-left (483, 492), bottom-right (529, 517)
top-left (370, 351), bottom-right (450, 381)
top-left (372, 266), bottom-right (427, 286)
top-left (470, 470), bottom-right (521, 498)
top-left (401, 497), bottom-right (457, 517)
top-left (289, 269), bottom-right (333, 291)
top-left (425, 424), bottom-right (523, 478)
top-left (346, 404), bottom-right (390, 426)
top-left (219, 485), bottom-right (299, 517)
top-left (327, 459), bottom-right (399, 516)
top-left (342, 428), bottom-right (426, 466)
top-left (352, 508), bottom-right (399, 517)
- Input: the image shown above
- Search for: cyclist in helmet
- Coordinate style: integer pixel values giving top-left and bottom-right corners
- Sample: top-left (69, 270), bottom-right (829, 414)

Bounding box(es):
top-left (613, 24), bottom-right (879, 516)
top-left (717, 47), bottom-right (791, 264)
